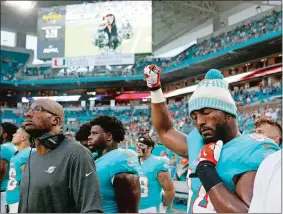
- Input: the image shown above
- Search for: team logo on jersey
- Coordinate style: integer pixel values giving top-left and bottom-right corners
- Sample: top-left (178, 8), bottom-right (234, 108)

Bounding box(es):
top-left (45, 166), bottom-right (56, 174)
top-left (127, 160), bottom-right (136, 167)
top-left (248, 134), bottom-right (265, 142)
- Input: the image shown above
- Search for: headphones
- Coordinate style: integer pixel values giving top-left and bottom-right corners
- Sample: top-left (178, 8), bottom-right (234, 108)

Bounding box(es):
top-left (34, 132), bottom-right (65, 150)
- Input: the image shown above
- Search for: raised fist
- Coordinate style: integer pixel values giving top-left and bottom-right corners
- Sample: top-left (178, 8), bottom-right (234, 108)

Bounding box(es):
top-left (143, 64), bottom-right (162, 90)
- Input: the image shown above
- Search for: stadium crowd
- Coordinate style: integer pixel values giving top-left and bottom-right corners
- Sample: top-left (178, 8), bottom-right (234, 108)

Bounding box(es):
top-left (135, 9), bottom-right (282, 74)
top-left (1, 1), bottom-right (282, 213)
top-left (1, 94), bottom-right (281, 145)
top-left (2, 10), bottom-right (281, 81)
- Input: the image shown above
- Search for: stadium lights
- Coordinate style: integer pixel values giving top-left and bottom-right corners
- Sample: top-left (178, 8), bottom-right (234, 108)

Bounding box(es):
top-left (5, 1), bottom-right (36, 10)
top-left (33, 96), bottom-right (81, 102)
top-left (21, 96), bottom-right (81, 102)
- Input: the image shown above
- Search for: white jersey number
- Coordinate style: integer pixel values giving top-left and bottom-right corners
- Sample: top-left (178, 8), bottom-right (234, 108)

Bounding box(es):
top-left (7, 167), bottom-right (17, 191)
top-left (187, 168), bottom-right (216, 213)
top-left (193, 185), bottom-right (215, 213)
top-left (140, 176), bottom-right (149, 198)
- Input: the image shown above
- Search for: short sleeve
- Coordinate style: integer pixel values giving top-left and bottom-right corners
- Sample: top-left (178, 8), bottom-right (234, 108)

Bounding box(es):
top-left (0, 145), bottom-right (14, 162)
top-left (248, 139), bottom-right (280, 169)
top-left (111, 149), bottom-right (140, 178)
top-left (156, 159), bottom-right (169, 173)
top-left (19, 149), bottom-right (31, 166)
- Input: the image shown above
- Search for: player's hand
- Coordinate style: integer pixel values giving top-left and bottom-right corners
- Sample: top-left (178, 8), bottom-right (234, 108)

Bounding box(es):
top-left (189, 140), bottom-right (223, 179)
top-left (143, 64), bottom-right (162, 90)
top-left (197, 141), bottom-right (223, 166)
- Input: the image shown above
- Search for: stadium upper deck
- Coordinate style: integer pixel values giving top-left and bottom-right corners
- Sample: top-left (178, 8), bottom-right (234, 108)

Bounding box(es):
top-left (1, 1), bottom-right (282, 90)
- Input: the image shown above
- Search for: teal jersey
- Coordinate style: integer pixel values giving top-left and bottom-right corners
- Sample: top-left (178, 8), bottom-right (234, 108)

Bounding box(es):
top-left (92, 152), bottom-right (98, 159)
top-left (95, 149), bottom-right (140, 213)
top-left (139, 155), bottom-right (169, 210)
top-left (6, 147), bottom-right (32, 204)
top-left (187, 128), bottom-right (280, 213)
top-left (0, 142), bottom-right (16, 191)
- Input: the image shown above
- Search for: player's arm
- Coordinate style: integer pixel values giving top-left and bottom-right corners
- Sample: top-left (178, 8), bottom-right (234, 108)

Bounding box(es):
top-left (157, 171), bottom-right (175, 206)
top-left (207, 171), bottom-right (256, 213)
top-left (191, 140), bottom-right (279, 213)
top-left (144, 65), bottom-right (188, 158)
top-left (0, 160), bottom-right (8, 184)
top-left (21, 164), bottom-right (25, 172)
top-left (70, 150), bottom-right (104, 213)
top-left (113, 173), bottom-right (141, 213)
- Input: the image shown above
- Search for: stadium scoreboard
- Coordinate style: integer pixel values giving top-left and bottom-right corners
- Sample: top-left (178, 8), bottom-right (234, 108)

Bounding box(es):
top-left (37, 1), bottom-right (152, 63)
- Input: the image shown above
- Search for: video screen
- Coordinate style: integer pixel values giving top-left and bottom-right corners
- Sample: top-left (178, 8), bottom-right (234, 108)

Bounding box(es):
top-left (37, 1), bottom-right (152, 59)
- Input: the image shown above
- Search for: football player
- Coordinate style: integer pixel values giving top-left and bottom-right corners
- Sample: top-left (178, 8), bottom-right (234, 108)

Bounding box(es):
top-left (88, 115), bottom-right (141, 213)
top-left (75, 122), bottom-right (91, 147)
top-left (6, 128), bottom-right (32, 213)
top-left (0, 122), bottom-right (18, 213)
top-left (254, 117), bottom-right (282, 147)
top-left (136, 136), bottom-right (175, 213)
top-left (143, 65), bottom-right (280, 213)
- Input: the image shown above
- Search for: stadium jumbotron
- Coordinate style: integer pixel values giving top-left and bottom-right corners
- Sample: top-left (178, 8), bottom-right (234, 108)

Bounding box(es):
top-left (0, 0), bottom-right (282, 213)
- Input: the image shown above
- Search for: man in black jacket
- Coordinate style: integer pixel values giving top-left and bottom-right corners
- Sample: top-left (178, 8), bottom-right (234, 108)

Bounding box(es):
top-left (19, 99), bottom-right (103, 213)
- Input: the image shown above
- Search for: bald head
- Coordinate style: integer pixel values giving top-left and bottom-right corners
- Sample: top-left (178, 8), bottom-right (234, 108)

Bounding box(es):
top-left (30, 99), bottom-right (65, 126)
top-left (23, 99), bottom-right (65, 139)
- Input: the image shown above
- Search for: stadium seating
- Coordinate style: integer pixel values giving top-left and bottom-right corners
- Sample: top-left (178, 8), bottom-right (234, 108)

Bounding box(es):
top-left (5, 10), bottom-right (281, 82)
top-left (1, 85), bottom-right (281, 144)
top-left (1, 50), bottom-right (30, 81)
top-left (193, 10), bottom-right (282, 58)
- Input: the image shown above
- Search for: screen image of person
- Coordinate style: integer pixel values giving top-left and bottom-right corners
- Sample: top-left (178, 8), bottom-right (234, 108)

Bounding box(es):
top-left (97, 14), bottom-right (119, 50)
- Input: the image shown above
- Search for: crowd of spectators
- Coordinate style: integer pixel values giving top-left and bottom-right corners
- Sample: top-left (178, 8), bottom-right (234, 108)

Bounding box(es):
top-left (232, 83), bottom-right (282, 106)
top-left (194, 9), bottom-right (282, 58)
top-left (1, 78), bottom-right (281, 144)
top-left (3, 10), bottom-right (281, 81)
top-left (131, 9), bottom-right (282, 75)
top-left (1, 100), bottom-right (281, 146)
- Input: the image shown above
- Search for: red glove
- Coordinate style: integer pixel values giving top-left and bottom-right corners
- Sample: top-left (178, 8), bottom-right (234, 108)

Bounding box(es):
top-left (143, 64), bottom-right (162, 90)
top-left (197, 141), bottom-right (223, 166)
top-left (189, 140), bottom-right (224, 192)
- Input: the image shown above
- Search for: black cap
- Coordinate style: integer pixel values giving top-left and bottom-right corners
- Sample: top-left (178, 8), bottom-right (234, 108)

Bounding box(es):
top-left (138, 136), bottom-right (155, 148)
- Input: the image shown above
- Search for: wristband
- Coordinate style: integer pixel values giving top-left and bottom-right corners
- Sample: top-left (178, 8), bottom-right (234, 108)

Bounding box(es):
top-left (160, 204), bottom-right (168, 213)
top-left (150, 88), bottom-right (166, 103)
top-left (194, 161), bottom-right (222, 192)
top-left (150, 85), bottom-right (161, 91)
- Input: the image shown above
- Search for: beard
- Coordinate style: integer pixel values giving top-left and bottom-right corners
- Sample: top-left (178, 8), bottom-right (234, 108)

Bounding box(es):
top-left (203, 121), bottom-right (228, 144)
top-left (24, 127), bottom-right (50, 140)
